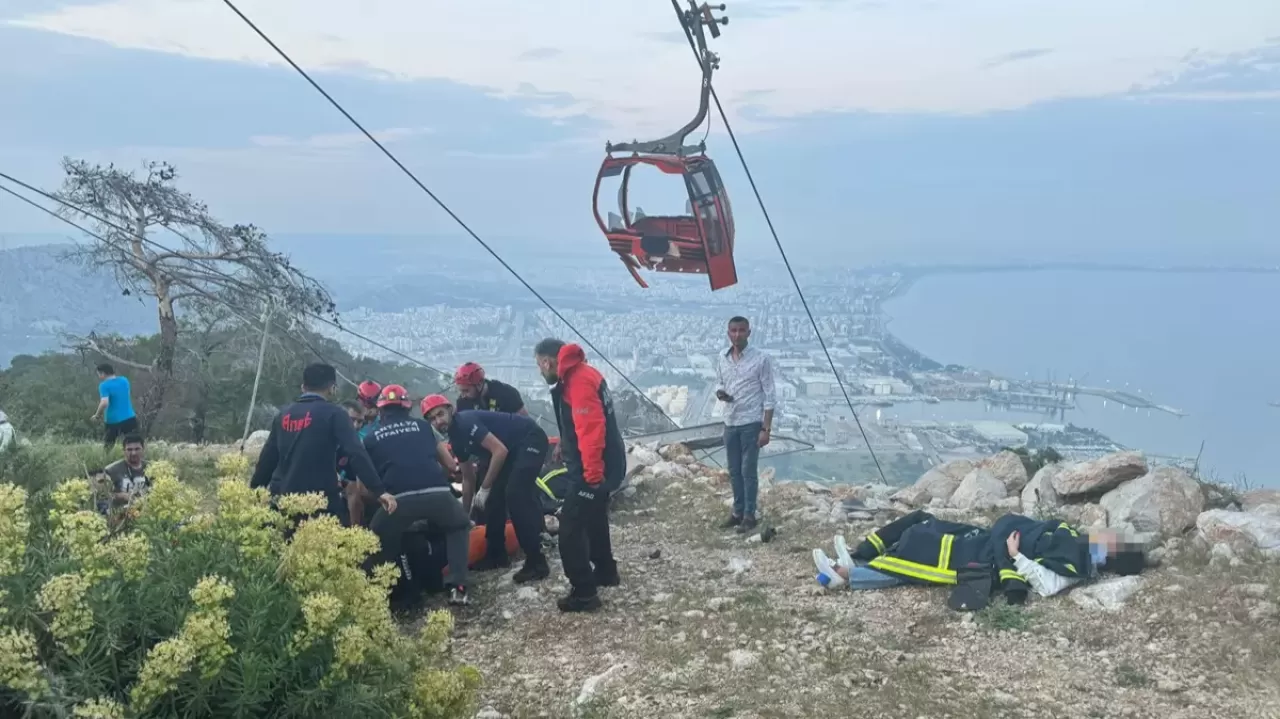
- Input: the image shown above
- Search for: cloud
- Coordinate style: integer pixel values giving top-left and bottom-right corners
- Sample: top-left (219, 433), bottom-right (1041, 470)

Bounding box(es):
top-left (517, 47), bottom-right (561, 61)
top-left (9, 0), bottom-right (1279, 137)
top-left (248, 126), bottom-right (432, 149)
top-left (983, 47), bottom-right (1053, 70)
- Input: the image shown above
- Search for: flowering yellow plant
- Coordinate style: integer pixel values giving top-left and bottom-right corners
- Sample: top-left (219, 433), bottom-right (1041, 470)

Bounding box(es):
top-left (0, 453), bottom-right (480, 718)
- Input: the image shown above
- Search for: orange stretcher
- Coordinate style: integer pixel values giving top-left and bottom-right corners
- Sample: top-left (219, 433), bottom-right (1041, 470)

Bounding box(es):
top-left (441, 521), bottom-right (519, 576)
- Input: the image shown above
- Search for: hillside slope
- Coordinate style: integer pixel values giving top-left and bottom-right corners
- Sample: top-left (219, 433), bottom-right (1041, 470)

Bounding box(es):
top-left (443, 448), bottom-right (1280, 719)
top-left (0, 244), bottom-right (153, 364)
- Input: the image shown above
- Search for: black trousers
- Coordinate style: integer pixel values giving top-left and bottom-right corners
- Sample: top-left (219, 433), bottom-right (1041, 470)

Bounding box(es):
top-left (557, 476), bottom-right (615, 595)
top-left (103, 417), bottom-right (139, 449)
top-left (483, 428), bottom-right (549, 562)
top-left (369, 487), bottom-right (471, 589)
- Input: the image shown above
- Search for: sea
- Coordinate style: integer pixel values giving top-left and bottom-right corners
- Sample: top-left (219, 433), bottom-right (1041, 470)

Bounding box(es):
top-left (882, 269), bottom-right (1280, 488)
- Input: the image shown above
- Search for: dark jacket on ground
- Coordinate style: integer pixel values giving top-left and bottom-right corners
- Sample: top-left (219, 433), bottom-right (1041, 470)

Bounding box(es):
top-left (549, 343), bottom-right (626, 488)
top-left (250, 393), bottom-right (385, 496)
top-left (852, 510), bottom-right (1093, 602)
top-left (363, 412), bottom-right (451, 495)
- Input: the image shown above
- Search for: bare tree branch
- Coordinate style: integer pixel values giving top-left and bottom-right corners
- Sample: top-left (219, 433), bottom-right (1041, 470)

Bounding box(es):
top-left (68, 333), bottom-right (155, 372)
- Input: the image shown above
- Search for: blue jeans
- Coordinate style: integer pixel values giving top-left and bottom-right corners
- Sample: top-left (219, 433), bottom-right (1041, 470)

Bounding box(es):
top-left (724, 422), bottom-right (762, 518)
top-left (847, 564), bottom-right (905, 590)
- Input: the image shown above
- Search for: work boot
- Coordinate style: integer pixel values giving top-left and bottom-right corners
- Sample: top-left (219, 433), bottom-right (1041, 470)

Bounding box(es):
top-left (513, 554), bottom-right (550, 584)
top-left (472, 554), bottom-right (511, 572)
top-left (557, 588), bottom-right (603, 613)
top-left (720, 514), bottom-right (742, 530)
top-left (735, 515), bottom-right (759, 534)
top-left (592, 561), bottom-right (621, 587)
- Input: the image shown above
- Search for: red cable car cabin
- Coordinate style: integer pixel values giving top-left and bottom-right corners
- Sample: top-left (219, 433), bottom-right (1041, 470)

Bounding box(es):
top-left (592, 0), bottom-right (736, 291)
top-left (592, 153), bottom-right (737, 291)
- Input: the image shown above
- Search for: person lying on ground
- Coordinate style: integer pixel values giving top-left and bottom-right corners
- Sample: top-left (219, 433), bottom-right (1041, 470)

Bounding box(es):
top-left (363, 384), bottom-right (472, 607)
top-left (811, 510), bottom-right (1146, 604)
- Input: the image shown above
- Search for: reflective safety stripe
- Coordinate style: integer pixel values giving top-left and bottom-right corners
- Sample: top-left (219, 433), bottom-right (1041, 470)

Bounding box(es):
top-left (937, 534), bottom-right (954, 571)
top-left (868, 555), bottom-right (957, 585)
top-left (1058, 522), bottom-right (1078, 537)
top-left (999, 569), bottom-right (1026, 584)
top-left (867, 532), bottom-right (886, 555)
top-left (536, 468), bottom-right (566, 501)
top-left (1064, 563), bottom-right (1077, 575)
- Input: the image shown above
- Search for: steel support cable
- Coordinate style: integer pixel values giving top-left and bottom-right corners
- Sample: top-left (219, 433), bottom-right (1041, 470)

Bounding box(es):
top-left (0, 172), bottom-right (556, 435)
top-left (217, 0), bottom-right (681, 434)
top-left (672, 8), bottom-right (890, 484)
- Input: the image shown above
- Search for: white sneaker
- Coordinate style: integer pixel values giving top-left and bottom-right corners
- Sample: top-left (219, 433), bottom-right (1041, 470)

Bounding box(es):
top-left (834, 535), bottom-right (855, 568)
top-left (812, 549), bottom-right (842, 590)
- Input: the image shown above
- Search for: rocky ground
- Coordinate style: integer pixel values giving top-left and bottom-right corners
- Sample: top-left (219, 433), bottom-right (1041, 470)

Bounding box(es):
top-left (414, 447), bottom-right (1280, 719)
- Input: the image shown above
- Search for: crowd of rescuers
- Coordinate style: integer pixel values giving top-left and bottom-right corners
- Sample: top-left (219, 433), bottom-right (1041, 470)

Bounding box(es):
top-left (249, 338), bottom-right (625, 613)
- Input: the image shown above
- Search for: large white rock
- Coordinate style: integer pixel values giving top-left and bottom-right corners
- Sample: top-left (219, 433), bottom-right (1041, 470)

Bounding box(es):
top-left (627, 445), bottom-right (663, 467)
top-left (1051, 451), bottom-right (1148, 498)
top-left (948, 468), bottom-right (1008, 510)
top-left (979, 450), bottom-right (1030, 494)
top-left (243, 429), bottom-right (271, 450)
top-left (893, 458), bottom-right (975, 506)
top-left (1099, 466), bottom-right (1204, 539)
top-left (1196, 509), bottom-right (1280, 558)
top-left (1070, 576), bottom-right (1146, 612)
top-left (1241, 489), bottom-right (1280, 513)
top-left (1021, 463), bottom-right (1064, 517)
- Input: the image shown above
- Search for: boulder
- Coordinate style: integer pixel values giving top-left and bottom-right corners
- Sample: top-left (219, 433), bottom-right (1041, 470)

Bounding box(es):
top-left (948, 468), bottom-right (1007, 510)
top-left (1241, 489), bottom-right (1280, 513)
top-left (979, 450), bottom-right (1030, 494)
top-left (1070, 576), bottom-right (1145, 612)
top-left (243, 430), bottom-right (271, 450)
top-left (627, 445), bottom-right (663, 467)
top-left (659, 443), bottom-right (694, 462)
top-left (1051, 451), bottom-right (1148, 498)
top-left (1196, 509), bottom-right (1280, 558)
top-left (1058, 503), bottom-right (1109, 530)
top-left (1021, 463), bottom-right (1064, 517)
top-left (893, 458), bottom-right (975, 506)
top-left (1099, 466), bottom-right (1204, 539)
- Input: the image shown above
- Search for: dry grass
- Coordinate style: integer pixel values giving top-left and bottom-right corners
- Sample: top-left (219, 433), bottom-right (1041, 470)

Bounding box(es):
top-left (417, 473), bottom-right (1280, 719)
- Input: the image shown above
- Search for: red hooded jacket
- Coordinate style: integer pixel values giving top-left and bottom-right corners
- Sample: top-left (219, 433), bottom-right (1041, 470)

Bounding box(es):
top-left (550, 343), bottom-right (626, 487)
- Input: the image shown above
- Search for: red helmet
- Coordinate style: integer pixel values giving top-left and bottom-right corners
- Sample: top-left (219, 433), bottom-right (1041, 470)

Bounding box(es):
top-left (420, 394), bottom-right (452, 416)
top-left (376, 384), bottom-right (412, 409)
top-left (357, 381), bottom-right (382, 406)
top-left (454, 362), bottom-right (485, 387)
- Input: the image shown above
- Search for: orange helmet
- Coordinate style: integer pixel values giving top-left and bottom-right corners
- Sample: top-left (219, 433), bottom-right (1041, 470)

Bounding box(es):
top-left (376, 384), bottom-right (411, 409)
top-left (454, 362), bottom-right (485, 387)
top-left (357, 381), bottom-right (382, 407)
top-left (420, 394), bottom-right (452, 416)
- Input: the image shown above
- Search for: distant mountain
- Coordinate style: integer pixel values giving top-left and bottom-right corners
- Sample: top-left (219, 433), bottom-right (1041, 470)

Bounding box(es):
top-left (0, 244), bottom-right (154, 366)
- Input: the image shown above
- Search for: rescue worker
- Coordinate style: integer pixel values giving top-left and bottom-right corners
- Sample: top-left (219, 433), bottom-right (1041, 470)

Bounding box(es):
top-left (422, 395), bottom-right (550, 583)
top-left (356, 380), bottom-right (383, 439)
top-left (454, 362), bottom-right (528, 415)
top-left (363, 385), bottom-right (472, 607)
top-left (534, 338), bottom-right (625, 613)
top-left (250, 363), bottom-right (397, 521)
top-left (812, 510), bottom-right (1146, 606)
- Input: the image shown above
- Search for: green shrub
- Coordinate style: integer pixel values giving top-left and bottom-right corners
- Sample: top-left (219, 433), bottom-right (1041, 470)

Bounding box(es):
top-left (0, 454), bottom-right (480, 718)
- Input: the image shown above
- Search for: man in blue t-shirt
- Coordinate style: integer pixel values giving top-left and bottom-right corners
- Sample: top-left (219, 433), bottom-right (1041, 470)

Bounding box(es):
top-left (422, 395), bottom-right (550, 584)
top-left (92, 363), bottom-right (139, 449)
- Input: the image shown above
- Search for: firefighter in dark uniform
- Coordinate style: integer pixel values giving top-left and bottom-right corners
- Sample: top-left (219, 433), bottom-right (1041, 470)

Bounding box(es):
top-left (847, 510), bottom-right (1146, 605)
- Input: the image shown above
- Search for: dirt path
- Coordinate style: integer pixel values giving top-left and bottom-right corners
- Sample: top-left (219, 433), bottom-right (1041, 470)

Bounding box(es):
top-left (430, 471), bottom-right (1280, 719)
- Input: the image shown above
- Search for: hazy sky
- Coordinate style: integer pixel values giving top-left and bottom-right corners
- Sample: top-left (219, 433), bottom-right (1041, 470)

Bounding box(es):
top-left (2, 0), bottom-right (1278, 265)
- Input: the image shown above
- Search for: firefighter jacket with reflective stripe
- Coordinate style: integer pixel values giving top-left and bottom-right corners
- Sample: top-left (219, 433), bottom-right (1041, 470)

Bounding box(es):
top-left (851, 511), bottom-right (1093, 601)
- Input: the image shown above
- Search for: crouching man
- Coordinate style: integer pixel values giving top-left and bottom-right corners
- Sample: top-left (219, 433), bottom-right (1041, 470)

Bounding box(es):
top-left (363, 385), bottom-right (472, 607)
top-left (812, 510), bottom-right (1146, 606)
top-left (534, 338), bottom-right (625, 613)
top-left (423, 395), bottom-right (552, 584)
